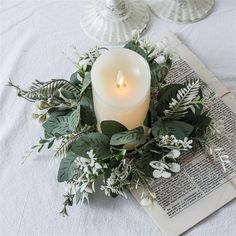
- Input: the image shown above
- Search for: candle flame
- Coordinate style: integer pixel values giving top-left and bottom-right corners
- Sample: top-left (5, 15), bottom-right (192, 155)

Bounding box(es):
top-left (116, 71), bottom-right (127, 90)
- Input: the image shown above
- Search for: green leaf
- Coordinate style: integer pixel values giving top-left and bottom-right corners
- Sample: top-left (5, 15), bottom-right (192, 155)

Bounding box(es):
top-left (143, 110), bottom-right (151, 128)
top-left (47, 139), bottom-right (55, 149)
top-left (76, 190), bottom-right (82, 204)
top-left (69, 106), bottom-right (80, 131)
top-left (152, 119), bottom-right (194, 140)
top-left (39, 138), bottom-right (49, 144)
top-left (81, 72), bottom-right (91, 94)
top-left (79, 95), bottom-right (96, 126)
top-left (70, 133), bottom-right (110, 159)
top-left (156, 84), bottom-right (184, 117)
top-left (104, 160), bottom-right (121, 179)
top-left (150, 60), bottom-right (172, 87)
top-left (58, 88), bottom-right (76, 100)
top-left (43, 111), bottom-right (72, 138)
top-left (101, 120), bottom-right (128, 138)
top-left (80, 94), bottom-right (92, 107)
top-left (124, 42), bottom-right (147, 60)
top-left (70, 72), bottom-right (82, 88)
top-left (80, 104), bottom-right (96, 126)
top-left (184, 109), bottom-right (211, 133)
top-left (110, 127), bottom-right (145, 146)
top-left (57, 151), bottom-right (77, 182)
top-left (150, 61), bottom-right (161, 87)
top-left (53, 117), bottom-right (72, 137)
top-left (80, 92), bottom-right (94, 109)
top-left (149, 101), bottom-right (158, 124)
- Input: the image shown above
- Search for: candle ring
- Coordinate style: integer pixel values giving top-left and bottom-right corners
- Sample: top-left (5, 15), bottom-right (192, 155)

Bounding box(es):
top-left (7, 34), bottom-right (226, 217)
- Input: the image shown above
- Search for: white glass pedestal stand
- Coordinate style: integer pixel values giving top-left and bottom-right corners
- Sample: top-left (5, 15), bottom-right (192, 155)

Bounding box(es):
top-left (148, 0), bottom-right (215, 23)
top-left (80, 0), bottom-right (149, 44)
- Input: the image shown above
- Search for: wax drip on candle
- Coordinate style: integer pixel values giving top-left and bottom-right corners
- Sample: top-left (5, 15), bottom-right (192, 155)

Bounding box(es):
top-left (116, 71), bottom-right (127, 90)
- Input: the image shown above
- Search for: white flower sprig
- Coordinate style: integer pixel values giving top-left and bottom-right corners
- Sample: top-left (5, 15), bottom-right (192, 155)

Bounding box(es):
top-left (205, 145), bottom-right (231, 172)
top-left (74, 149), bottom-right (107, 203)
top-left (158, 135), bottom-right (193, 150)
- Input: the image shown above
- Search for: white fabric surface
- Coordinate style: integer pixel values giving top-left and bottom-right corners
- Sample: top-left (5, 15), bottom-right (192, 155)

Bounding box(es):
top-left (0, 0), bottom-right (236, 235)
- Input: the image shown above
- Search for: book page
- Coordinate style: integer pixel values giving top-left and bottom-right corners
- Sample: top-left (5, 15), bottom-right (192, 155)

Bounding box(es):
top-left (131, 33), bottom-right (236, 236)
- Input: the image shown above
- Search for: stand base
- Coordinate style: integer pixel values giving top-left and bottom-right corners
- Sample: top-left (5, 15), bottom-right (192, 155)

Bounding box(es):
top-left (80, 0), bottom-right (149, 44)
top-left (148, 0), bottom-right (215, 23)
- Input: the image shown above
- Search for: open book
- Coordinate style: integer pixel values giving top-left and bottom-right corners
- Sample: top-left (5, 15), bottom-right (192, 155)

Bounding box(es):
top-left (131, 33), bottom-right (236, 236)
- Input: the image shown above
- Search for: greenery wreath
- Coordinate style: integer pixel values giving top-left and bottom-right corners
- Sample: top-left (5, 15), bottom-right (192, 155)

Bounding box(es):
top-left (8, 34), bottom-right (229, 216)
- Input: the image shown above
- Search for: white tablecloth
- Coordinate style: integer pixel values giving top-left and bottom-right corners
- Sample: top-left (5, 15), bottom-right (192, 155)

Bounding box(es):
top-left (0, 0), bottom-right (236, 235)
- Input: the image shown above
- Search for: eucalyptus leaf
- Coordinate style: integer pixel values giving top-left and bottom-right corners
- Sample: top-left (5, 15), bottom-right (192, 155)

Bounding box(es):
top-left (43, 111), bottom-right (72, 138)
top-left (183, 109), bottom-right (211, 133)
top-left (80, 95), bottom-right (92, 108)
top-left (70, 72), bottom-right (82, 88)
top-left (150, 60), bottom-right (172, 87)
top-left (101, 120), bottom-right (127, 138)
top-left (81, 72), bottom-right (91, 94)
top-left (59, 88), bottom-right (76, 100)
top-left (143, 110), bottom-right (151, 128)
top-left (76, 190), bottom-right (82, 204)
top-left (57, 151), bottom-right (77, 182)
top-left (70, 133), bottom-right (110, 159)
top-left (80, 104), bottom-right (96, 126)
top-left (47, 139), bottom-right (55, 149)
top-left (150, 61), bottom-right (161, 87)
top-left (69, 106), bottom-right (80, 131)
top-left (104, 160), bottom-right (121, 180)
top-left (149, 101), bottom-right (158, 124)
top-left (110, 127), bottom-right (145, 146)
top-left (79, 94), bottom-right (96, 126)
top-left (152, 119), bottom-right (194, 140)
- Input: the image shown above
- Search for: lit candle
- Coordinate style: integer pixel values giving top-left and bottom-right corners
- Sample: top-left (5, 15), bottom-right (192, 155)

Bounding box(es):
top-left (91, 48), bottom-right (151, 130)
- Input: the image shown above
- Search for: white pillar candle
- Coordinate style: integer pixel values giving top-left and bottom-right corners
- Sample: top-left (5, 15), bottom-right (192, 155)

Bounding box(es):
top-left (91, 48), bottom-right (151, 130)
